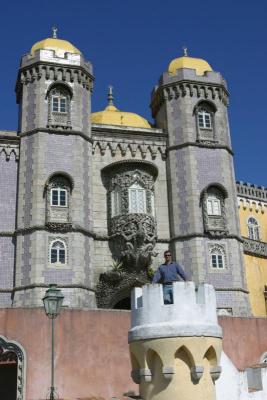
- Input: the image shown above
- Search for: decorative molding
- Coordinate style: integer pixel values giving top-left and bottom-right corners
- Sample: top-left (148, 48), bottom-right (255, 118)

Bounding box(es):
top-left (16, 62), bottom-right (93, 93)
top-left (0, 143), bottom-right (19, 161)
top-left (15, 224), bottom-right (94, 238)
top-left (215, 287), bottom-right (249, 294)
top-left (151, 80), bottom-right (229, 118)
top-left (243, 237), bottom-right (267, 258)
top-left (0, 283), bottom-right (95, 293)
top-left (170, 233), bottom-right (243, 243)
top-left (18, 127), bottom-right (93, 144)
top-left (236, 181), bottom-right (267, 202)
top-left (238, 196), bottom-right (267, 214)
top-left (93, 138), bottom-right (166, 159)
top-left (167, 141), bottom-right (233, 155)
top-left (0, 336), bottom-right (25, 400)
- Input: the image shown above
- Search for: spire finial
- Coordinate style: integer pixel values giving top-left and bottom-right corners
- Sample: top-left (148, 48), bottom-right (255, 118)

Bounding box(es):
top-left (52, 27), bottom-right (58, 39)
top-left (182, 46), bottom-right (188, 57)
top-left (108, 85), bottom-right (114, 106)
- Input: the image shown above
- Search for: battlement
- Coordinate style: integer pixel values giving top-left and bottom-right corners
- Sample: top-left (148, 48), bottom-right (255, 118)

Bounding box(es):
top-left (20, 49), bottom-right (93, 74)
top-left (129, 282), bottom-right (222, 342)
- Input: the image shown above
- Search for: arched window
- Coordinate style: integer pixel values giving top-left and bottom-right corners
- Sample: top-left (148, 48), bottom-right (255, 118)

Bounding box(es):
top-left (47, 83), bottom-right (72, 130)
top-left (247, 217), bottom-right (260, 240)
top-left (194, 101), bottom-right (216, 142)
top-left (45, 174), bottom-right (72, 224)
top-left (202, 185), bottom-right (227, 236)
top-left (50, 240), bottom-right (66, 265)
top-left (129, 183), bottom-right (146, 213)
top-left (209, 244), bottom-right (226, 269)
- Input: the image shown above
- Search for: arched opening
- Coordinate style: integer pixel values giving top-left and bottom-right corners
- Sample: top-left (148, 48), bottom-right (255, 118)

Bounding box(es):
top-left (0, 354), bottom-right (17, 399)
top-left (0, 336), bottom-right (25, 400)
top-left (113, 297), bottom-right (131, 310)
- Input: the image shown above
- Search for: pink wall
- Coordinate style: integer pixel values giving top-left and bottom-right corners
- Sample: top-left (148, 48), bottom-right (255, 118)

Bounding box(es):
top-left (0, 308), bottom-right (136, 400)
top-left (1, 309), bottom-right (267, 399)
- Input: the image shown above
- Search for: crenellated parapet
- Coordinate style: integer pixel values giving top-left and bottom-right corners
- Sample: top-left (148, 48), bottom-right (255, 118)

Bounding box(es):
top-left (129, 282), bottom-right (222, 400)
top-left (151, 69), bottom-right (229, 118)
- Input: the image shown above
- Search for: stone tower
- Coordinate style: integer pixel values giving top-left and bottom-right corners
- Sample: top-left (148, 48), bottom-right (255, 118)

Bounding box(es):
top-left (151, 53), bottom-right (251, 316)
top-left (129, 282), bottom-right (222, 400)
top-left (14, 32), bottom-right (95, 307)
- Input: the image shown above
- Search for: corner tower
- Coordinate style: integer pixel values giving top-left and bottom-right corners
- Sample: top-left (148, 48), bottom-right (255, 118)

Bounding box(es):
top-left (151, 51), bottom-right (250, 316)
top-left (14, 31), bottom-right (95, 307)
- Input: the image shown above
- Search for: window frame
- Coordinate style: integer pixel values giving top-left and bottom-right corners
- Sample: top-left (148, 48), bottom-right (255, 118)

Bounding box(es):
top-left (52, 95), bottom-right (67, 114)
top-left (209, 245), bottom-right (226, 270)
top-left (50, 187), bottom-right (68, 207)
top-left (197, 108), bottom-right (212, 130)
top-left (207, 194), bottom-right (222, 216)
top-left (50, 240), bottom-right (67, 265)
top-left (247, 217), bottom-right (260, 241)
top-left (128, 183), bottom-right (147, 214)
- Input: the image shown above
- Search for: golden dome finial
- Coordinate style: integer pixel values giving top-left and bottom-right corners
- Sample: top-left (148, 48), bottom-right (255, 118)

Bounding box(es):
top-left (108, 85), bottom-right (114, 106)
top-left (52, 26), bottom-right (58, 39)
top-left (182, 45), bottom-right (188, 57)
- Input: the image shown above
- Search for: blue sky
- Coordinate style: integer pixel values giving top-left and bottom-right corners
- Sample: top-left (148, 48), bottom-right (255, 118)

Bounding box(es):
top-left (0, 0), bottom-right (266, 186)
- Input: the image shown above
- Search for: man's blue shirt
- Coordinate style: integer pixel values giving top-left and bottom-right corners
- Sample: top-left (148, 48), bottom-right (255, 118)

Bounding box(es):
top-left (152, 262), bottom-right (187, 284)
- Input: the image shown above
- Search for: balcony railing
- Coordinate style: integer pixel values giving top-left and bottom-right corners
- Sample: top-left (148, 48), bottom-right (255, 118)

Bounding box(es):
top-left (243, 237), bottom-right (267, 258)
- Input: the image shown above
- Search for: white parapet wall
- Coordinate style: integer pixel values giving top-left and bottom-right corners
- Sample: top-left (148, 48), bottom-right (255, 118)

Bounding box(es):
top-left (129, 282), bottom-right (222, 342)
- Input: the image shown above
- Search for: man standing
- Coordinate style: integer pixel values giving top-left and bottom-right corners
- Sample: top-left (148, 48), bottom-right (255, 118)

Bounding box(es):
top-left (152, 250), bottom-right (187, 304)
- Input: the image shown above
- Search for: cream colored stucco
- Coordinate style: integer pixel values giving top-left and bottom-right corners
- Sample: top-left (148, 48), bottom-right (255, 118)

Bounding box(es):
top-left (130, 336), bottom-right (222, 400)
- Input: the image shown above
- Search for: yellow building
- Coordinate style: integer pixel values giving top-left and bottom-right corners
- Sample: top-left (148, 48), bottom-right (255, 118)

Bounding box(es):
top-left (237, 182), bottom-right (267, 316)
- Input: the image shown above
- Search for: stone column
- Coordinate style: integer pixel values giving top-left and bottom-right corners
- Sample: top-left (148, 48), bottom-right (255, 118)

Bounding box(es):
top-left (129, 282), bottom-right (222, 400)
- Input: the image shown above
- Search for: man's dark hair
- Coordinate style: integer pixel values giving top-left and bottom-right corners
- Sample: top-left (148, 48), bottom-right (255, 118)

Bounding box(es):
top-left (164, 250), bottom-right (171, 256)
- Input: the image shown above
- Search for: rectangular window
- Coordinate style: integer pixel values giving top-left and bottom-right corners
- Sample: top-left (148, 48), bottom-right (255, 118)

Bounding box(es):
top-left (52, 97), bottom-right (59, 112)
top-left (59, 249), bottom-right (65, 263)
top-left (51, 249), bottom-right (58, 263)
top-left (60, 98), bottom-right (66, 113)
top-left (112, 188), bottom-right (121, 216)
top-left (211, 254), bottom-right (224, 269)
top-left (52, 96), bottom-right (67, 113)
top-left (198, 110), bottom-right (212, 129)
top-left (207, 198), bottom-right (221, 216)
top-left (129, 187), bottom-right (146, 213)
top-left (198, 114), bottom-right (204, 128)
top-left (51, 188), bottom-right (67, 207)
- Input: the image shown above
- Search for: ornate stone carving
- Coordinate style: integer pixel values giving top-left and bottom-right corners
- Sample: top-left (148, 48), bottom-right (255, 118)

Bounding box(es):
top-left (0, 144), bottom-right (19, 161)
top-left (109, 214), bottom-right (157, 270)
top-left (243, 238), bottom-right (267, 258)
top-left (96, 270), bottom-right (149, 309)
top-left (0, 336), bottom-right (25, 400)
top-left (202, 187), bottom-right (228, 237)
top-left (46, 222), bottom-right (72, 232)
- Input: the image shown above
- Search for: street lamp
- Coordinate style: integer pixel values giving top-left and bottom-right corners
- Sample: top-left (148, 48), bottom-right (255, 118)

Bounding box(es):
top-left (43, 284), bottom-right (64, 400)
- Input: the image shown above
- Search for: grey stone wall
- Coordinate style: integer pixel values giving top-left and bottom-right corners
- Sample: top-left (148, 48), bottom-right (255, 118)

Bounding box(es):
top-left (151, 66), bottom-right (251, 316)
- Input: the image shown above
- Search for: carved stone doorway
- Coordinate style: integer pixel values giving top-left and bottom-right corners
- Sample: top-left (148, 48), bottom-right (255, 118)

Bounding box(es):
top-left (0, 360), bottom-right (17, 399)
top-left (0, 336), bottom-right (25, 400)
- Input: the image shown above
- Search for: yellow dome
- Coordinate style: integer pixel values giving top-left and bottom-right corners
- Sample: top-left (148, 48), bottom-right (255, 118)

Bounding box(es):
top-left (168, 55), bottom-right (212, 76)
top-left (91, 88), bottom-right (151, 129)
top-left (31, 38), bottom-right (81, 57)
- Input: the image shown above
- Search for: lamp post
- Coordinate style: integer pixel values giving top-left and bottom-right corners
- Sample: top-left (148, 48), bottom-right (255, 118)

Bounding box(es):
top-left (43, 284), bottom-right (64, 400)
